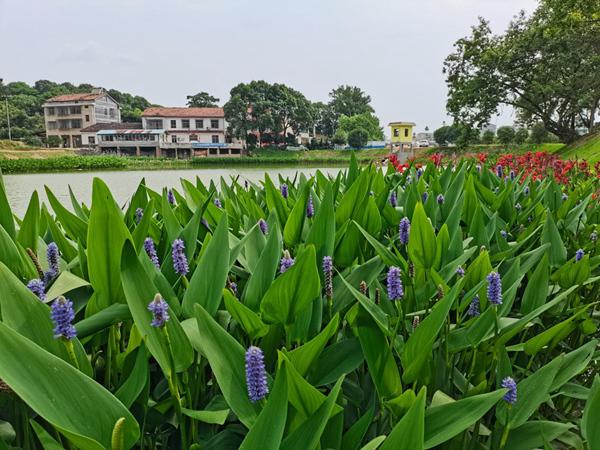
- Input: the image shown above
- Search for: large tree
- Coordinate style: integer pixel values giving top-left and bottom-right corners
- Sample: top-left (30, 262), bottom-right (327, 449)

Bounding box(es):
top-left (444, 0), bottom-right (600, 143)
top-left (186, 91), bottom-right (220, 108)
top-left (337, 113), bottom-right (384, 141)
top-left (328, 85), bottom-right (374, 119)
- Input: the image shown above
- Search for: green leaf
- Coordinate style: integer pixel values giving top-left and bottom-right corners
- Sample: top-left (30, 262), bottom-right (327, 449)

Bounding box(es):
top-left (121, 241), bottom-right (193, 374)
top-left (75, 304), bottom-right (131, 338)
top-left (182, 213), bottom-right (230, 317)
top-left (582, 376), bottom-right (600, 450)
top-left (261, 245), bottom-right (320, 325)
top-left (424, 389), bottom-right (505, 448)
top-left (192, 304), bottom-right (261, 428)
top-left (541, 211), bottom-right (566, 267)
top-left (239, 362), bottom-right (288, 450)
top-left (341, 407), bottom-right (375, 450)
top-left (30, 420), bottom-right (67, 450)
top-left (380, 387), bottom-right (426, 450)
top-left (310, 338), bottom-right (364, 386)
top-left (87, 178), bottom-right (131, 310)
top-left (17, 191), bottom-right (40, 253)
top-left (280, 376), bottom-right (344, 450)
top-left (181, 408), bottom-right (230, 425)
top-left (283, 180), bottom-right (310, 248)
top-left (504, 421), bottom-right (575, 450)
top-left (306, 184), bottom-right (335, 263)
top-left (0, 173), bottom-right (16, 239)
top-left (115, 346), bottom-right (149, 408)
top-left (45, 271), bottom-right (90, 301)
top-left (0, 322), bottom-right (139, 450)
top-left (45, 186), bottom-right (88, 246)
top-left (408, 203), bottom-right (436, 269)
top-left (520, 253), bottom-right (549, 314)
top-left (287, 314), bottom-right (339, 376)
top-left (338, 272), bottom-right (389, 331)
top-left (223, 289), bottom-right (269, 339)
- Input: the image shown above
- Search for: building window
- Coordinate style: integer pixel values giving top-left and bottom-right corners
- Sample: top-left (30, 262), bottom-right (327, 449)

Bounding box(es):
top-left (85, 115), bottom-right (90, 122)
top-left (47, 107), bottom-right (55, 116)
top-left (147, 119), bottom-right (163, 129)
top-left (170, 120), bottom-right (177, 128)
top-left (71, 119), bottom-right (82, 129)
top-left (210, 119), bottom-right (219, 129)
top-left (89, 136), bottom-right (96, 144)
top-left (212, 135), bottom-right (219, 143)
top-left (393, 129), bottom-right (399, 137)
top-left (182, 119), bottom-right (190, 128)
top-left (70, 106), bottom-right (81, 114)
top-left (171, 135), bottom-right (177, 143)
top-left (404, 128), bottom-right (409, 137)
top-left (109, 108), bottom-right (116, 118)
top-left (195, 119), bottom-right (203, 129)
top-left (58, 107), bottom-right (69, 116)
top-left (190, 134), bottom-right (198, 141)
top-left (47, 121), bottom-right (57, 130)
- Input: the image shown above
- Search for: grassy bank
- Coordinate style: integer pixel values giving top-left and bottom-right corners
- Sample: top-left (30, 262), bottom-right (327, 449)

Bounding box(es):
top-left (557, 131), bottom-right (600, 162)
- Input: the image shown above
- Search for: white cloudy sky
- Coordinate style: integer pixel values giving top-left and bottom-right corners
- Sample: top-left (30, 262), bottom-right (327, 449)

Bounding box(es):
top-left (0, 0), bottom-right (537, 134)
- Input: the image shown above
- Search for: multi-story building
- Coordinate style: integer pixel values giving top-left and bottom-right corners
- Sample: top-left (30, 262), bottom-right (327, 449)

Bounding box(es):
top-left (93, 107), bottom-right (244, 157)
top-left (43, 88), bottom-right (120, 148)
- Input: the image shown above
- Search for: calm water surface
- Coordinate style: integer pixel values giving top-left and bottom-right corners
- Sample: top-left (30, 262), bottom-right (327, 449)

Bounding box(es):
top-left (4, 167), bottom-right (344, 217)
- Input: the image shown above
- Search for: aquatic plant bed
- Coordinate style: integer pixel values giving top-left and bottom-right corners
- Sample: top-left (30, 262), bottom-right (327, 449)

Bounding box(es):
top-left (0, 154), bottom-right (598, 449)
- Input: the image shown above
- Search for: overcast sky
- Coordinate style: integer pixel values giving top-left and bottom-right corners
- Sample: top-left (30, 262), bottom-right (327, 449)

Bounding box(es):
top-left (0, 0), bottom-right (537, 135)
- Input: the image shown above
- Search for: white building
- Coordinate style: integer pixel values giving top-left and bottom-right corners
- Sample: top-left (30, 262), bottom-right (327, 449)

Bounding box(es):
top-left (43, 88), bottom-right (120, 148)
top-left (94, 107), bottom-right (244, 158)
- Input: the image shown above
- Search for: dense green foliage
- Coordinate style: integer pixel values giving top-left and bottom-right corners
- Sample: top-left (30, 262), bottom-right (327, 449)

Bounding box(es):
top-left (0, 155), bottom-right (598, 449)
top-left (347, 128), bottom-right (369, 149)
top-left (338, 113), bottom-right (385, 141)
top-left (496, 127), bottom-right (516, 146)
top-left (0, 156), bottom-right (127, 173)
top-left (0, 80), bottom-right (153, 141)
top-left (186, 92), bottom-right (220, 108)
top-left (444, 0), bottom-right (600, 143)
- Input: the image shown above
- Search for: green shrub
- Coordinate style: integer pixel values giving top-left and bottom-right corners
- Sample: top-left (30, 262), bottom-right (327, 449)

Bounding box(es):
top-left (347, 127), bottom-right (369, 148)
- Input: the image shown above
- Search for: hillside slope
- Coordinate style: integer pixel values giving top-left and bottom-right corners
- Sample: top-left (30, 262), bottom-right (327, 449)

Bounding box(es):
top-left (559, 131), bottom-right (600, 162)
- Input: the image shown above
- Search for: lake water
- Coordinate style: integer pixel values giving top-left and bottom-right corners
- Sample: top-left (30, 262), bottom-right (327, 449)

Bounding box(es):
top-left (3, 167), bottom-right (345, 217)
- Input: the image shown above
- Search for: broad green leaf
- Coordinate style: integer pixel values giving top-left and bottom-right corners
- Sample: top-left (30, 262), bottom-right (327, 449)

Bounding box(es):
top-left (45, 186), bottom-right (88, 246)
top-left (582, 376), bottom-right (600, 450)
top-left (30, 420), bottom-right (67, 450)
top-left (223, 289), bottom-right (269, 339)
top-left (0, 173), bottom-right (16, 238)
top-left (0, 323), bottom-right (139, 449)
top-left (287, 314), bottom-right (339, 376)
top-left (408, 202), bottom-right (436, 269)
top-left (115, 346), bottom-right (149, 408)
top-left (306, 183), bottom-right (335, 264)
top-left (17, 190), bottom-right (40, 253)
top-left (45, 271), bottom-right (90, 302)
top-left (520, 253), bottom-right (549, 314)
top-left (341, 407), bottom-right (375, 450)
top-left (504, 421), bottom-right (575, 450)
top-left (380, 387), bottom-right (426, 450)
top-left (181, 408), bottom-right (230, 425)
top-left (283, 180), bottom-right (310, 248)
top-left (310, 338), bottom-right (364, 386)
top-left (541, 211), bottom-right (566, 267)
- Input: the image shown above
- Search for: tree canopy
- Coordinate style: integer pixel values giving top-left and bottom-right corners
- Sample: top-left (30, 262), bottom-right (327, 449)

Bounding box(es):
top-left (186, 91), bottom-right (220, 108)
top-left (444, 0), bottom-right (600, 143)
top-left (338, 113), bottom-right (384, 141)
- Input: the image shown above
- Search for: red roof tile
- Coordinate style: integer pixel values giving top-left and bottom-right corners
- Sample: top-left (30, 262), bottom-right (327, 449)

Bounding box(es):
top-left (142, 107), bottom-right (224, 118)
top-left (46, 92), bottom-right (105, 102)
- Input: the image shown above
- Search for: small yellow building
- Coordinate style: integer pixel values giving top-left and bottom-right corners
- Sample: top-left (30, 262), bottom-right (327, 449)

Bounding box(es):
top-left (389, 121), bottom-right (415, 144)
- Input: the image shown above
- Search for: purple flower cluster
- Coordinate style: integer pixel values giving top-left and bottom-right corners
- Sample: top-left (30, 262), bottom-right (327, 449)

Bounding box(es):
top-left (500, 230), bottom-right (508, 239)
top-left (515, 203), bottom-right (522, 211)
top-left (134, 208), bottom-right (144, 224)
top-left (258, 219), bottom-right (268, 235)
top-left (167, 189), bottom-right (176, 205)
top-left (524, 186), bottom-right (530, 196)
top-left (214, 198), bottom-right (222, 208)
top-left (422, 192), bottom-right (429, 203)
top-left (389, 191), bottom-right (397, 207)
top-left (51, 296), bottom-right (76, 340)
top-left (306, 195), bottom-right (314, 218)
top-left (172, 239), bottom-right (189, 276)
top-left (561, 193), bottom-right (568, 201)
top-left (496, 165), bottom-right (503, 178)
top-left (27, 279), bottom-right (46, 301)
top-left (280, 183), bottom-right (288, 199)
top-left (509, 170), bottom-right (515, 181)
top-left (399, 217), bottom-right (410, 245)
top-left (436, 194), bottom-right (445, 205)
top-left (280, 251), bottom-right (295, 274)
top-left (501, 376), bottom-right (517, 404)
top-left (487, 272), bottom-right (502, 305)
top-left (387, 266), bottom-right (403, 301)
top-left (45, 242), bottom-right (60, 281)
top-left (245, 346), bottom-right (268, 402)
top-left (416, 168), bottom-right (423, 179)
top-left (148, 294), bottom-right (170, 328)
top-left (456, 266), bottom-right (465, 277)
top-left (575, 249), bottom-right (585, 262)
top-left (323, 256), bottom-right (333, 298)
top-left (467, 295), bottom-right (480, 317)
top-left (229, 282), bottom-right (238, 296)
top-left (144, 238), bottom-right (160, 269)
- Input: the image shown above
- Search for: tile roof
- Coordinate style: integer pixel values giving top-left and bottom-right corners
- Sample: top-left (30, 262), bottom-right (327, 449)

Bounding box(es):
top-left (80, 122), bottom-right (142, 132)
top-left (142, 107), bottom-right (224, 118)
top-left (45, 92), bottom-right (105, 102)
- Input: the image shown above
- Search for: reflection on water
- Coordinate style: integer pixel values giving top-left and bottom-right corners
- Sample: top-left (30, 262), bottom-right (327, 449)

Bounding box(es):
top-left (3, 166), bottom-right (345, 217)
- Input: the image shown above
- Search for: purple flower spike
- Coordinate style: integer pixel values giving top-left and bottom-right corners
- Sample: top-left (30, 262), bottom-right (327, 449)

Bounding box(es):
top-left (399, 217), bottom-right (410, 245)
top-left (51, 296), bottom-right (76, 340)
top-left (245, 346), bottom-right (268, 402)
top-left (214, 198), bottom-right (222, 208)
top-left (323, 256), bottom-right (333, 298)
top-left (456, 266), bottom-right (465, 277)
top-left (500, 230), bottom-right (508, 239)
top-left (144, 238), bottom-right (160, 269)
top-left (229, 282), bottom-right (238, 296)
top-left (280, 183), bottom-right (289, 199)
top-left (416, 168), bottom-right (423, 179)
top-left (167, 189), bottom-right (176, 205)
top-left (148, 294), bottom-right (170, 328)
top-left (487, 271), bottom-right (502, 305)
top-left (591, 231), bottom-right (598, 242)
top-left (389, 191), bottom-right (397, 207)
top-left (575, 249), bottom-right (584, 262)
top-left (496, 165), bottom-right (503, 178)
top-left (561, 193), bottom-right (568, 201)
top-left (27, 279), bottom-right (46, 301)
top-left (306, 195), bottom-right (314, 218)
top-left (436, 194), bottom-right (445, 205)
top-left (45, 242), bottom-right (60, 281)
top-left (387, 266), bottom-right (403, 301)
top-left (280, 250), bottom-right (295, 274)
top-left (172, 239), bottom-right (189, 276)
top-left (524, 186), bottom-right (530, 196)
top-left (135, 208), bottom-right (144, 224)
top-left (422, 192), bottom-right (429, 203)
top-left (501, 377), bottom-right (517, 405)
top-left (509, 170), bottom-right (515, 180)
top-left (467, 295), bottom-right (480, 317)
top-left (258, 219), bottom-right (268, 235)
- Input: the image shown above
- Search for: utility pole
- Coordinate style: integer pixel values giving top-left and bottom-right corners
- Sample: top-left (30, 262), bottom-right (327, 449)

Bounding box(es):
top-left (0, 78), bottom-right (12, 140)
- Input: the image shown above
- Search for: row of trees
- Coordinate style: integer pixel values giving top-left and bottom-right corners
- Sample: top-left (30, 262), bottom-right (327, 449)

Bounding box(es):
top-left (0, 80), bottom-right (152, 143)
top-left (434, 122), bottom-right (556, 147)
top-left (444, 0), bottom-right (599, 143)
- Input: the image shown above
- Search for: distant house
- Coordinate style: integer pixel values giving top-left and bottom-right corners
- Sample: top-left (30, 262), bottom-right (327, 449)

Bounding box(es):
top-left (90, 107), bottom-right (244, 158)
top-left (80, 122), bottom-right (141, 147)
top-left (389, 121), bottom-right (416, 152)
top-left (43, 88), bottom-right (120, 148)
